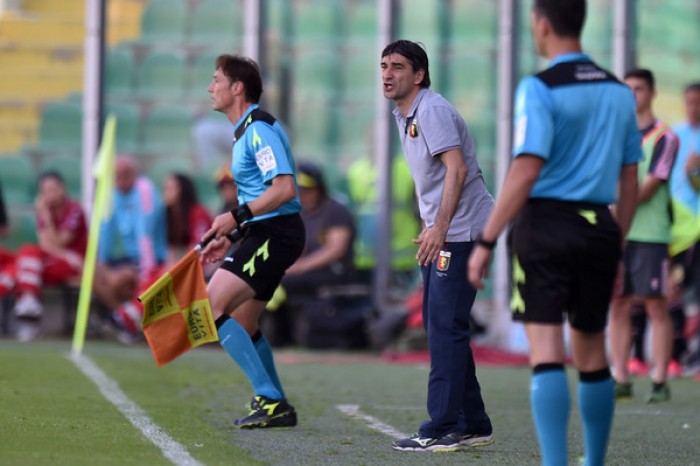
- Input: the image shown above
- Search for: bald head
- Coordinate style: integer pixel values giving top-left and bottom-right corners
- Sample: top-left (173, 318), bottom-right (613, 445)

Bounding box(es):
top-left (115, 156), bottom-right (137, 193)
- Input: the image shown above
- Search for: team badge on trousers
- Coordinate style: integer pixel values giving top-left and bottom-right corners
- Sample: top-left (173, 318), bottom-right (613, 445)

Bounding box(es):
top-left (437, 250), bottom-right (451, 272)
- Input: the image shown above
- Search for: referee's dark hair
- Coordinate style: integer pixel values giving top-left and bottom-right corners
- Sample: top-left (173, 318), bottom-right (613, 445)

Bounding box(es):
top-left (624, 68), bottom-right (655, 91)
top-left (215, 54), bottom-right (263, 103)
top-left (381, 40), bottom-right (431, 89)
top-left (533, 0), bottom-right (586, 38)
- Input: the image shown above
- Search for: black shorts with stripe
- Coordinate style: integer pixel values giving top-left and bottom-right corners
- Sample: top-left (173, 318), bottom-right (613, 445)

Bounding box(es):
top-left (621, 241), bottom-right (669, 298)
top-left (221, 213), bottom-right (305, 301)
top-left (509, 199), bottom-right (621, 333)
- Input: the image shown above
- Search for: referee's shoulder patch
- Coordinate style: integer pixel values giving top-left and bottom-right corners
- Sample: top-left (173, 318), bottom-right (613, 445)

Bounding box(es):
top-left (255, 145), bottom-right (277, 174)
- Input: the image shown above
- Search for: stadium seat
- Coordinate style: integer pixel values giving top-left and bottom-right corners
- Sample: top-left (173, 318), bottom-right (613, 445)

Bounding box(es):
top-left (105, 46), bottom-right (136, 99)
top-left (291, 104), bottom-right (337, 160)
top-left (36, 101), bottom-right (83, 153)
top-left (292, 51), bottom-right (341, 102)
top-left (188, 52), bottom-right (219, 99)
top-left (140, 104), bottom-right (194, 156)
top-left (188, 0), bottom-right (242, 47)
top-left (0, 155), bottom-right (35, 207)
top-left (136, 50), bottom-right (187, 100)
top-left (446, 52), bottom-right (497, 110)
top-left (105, 102), bottom-right (140, 154)
top-left (39, 155), bottom-right (82, 200)
top-left (337, 107), bottom-right (374, 157)
top-left (194, 165), bottom-right (222, 215)
top-left (0, 210), bottom-right (37, 251)
top-left (450, 0), bottom-right (497, 50)
top-left (147, 157), bottom-right (193, 187)
top-left (293, 0), bottom-right (342, 49)
top-left (138, 0), bottom-right (186, 44)
top-left (343, 51), bottom-right (377, 101)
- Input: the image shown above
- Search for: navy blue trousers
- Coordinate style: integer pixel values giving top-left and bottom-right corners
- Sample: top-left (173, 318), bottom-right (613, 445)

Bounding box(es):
top-left (418, 241), bottom-right (492, 438)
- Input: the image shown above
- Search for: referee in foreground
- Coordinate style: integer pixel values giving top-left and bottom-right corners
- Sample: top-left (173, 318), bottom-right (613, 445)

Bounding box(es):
top-left (469, 1), bottom-right (640, 465)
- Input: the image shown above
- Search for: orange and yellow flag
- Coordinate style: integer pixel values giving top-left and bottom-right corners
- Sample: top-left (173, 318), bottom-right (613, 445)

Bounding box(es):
top-left (138, 250), bottom-right (218, 366)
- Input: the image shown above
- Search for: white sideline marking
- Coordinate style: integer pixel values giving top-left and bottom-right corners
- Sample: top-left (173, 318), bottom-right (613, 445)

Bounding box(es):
top-left (336, 404), bottom-right (409, 439)
top-left (70, 353), bottom-right (203, 466)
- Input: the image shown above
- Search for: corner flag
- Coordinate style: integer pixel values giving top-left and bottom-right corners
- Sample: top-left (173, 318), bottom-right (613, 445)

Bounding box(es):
top-left (139, 249), bottom-right (218, 366)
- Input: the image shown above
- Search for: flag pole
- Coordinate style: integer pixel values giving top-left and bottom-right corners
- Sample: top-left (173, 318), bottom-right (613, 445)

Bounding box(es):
top-left (71, 116), bottom-right (116, 356)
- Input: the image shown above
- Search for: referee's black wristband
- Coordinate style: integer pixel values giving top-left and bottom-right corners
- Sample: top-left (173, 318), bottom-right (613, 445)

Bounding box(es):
top-left (475, 234), bottom-right (497, 250)
top-left (230, 204), bottom-right (253, 225)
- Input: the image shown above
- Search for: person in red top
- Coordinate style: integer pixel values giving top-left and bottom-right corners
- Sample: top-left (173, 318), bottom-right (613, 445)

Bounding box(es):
top-left (12, 171), bottom-right (87, 341)
top-left (162, 172), bottom-right (213, 264)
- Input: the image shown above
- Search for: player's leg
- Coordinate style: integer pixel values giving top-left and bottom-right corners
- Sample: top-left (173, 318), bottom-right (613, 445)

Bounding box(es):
top-left (645, 297), bottom-right (672, 401)
top-left (608, 296), bottom-right (633, 386)
top-left (570, 327), bottom-right (614, 466)
top-left (526, 323), bottom-right (570, 466)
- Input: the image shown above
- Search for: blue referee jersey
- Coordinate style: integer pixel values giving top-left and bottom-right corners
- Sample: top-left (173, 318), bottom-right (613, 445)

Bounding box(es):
top-left (513, 52), bottom-right (642, 204)
top-left (231, 104), bottom-right (301, 220)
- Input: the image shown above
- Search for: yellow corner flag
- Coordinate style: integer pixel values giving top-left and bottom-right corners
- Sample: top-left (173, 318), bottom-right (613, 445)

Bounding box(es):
top-left (139, 249), bottom-right (219, 366)
top-left (71, 115), bottom-right (117, 355)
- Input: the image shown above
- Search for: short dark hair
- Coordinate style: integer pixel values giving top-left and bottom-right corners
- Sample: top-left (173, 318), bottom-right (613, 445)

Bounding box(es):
top-left (533, 0), bottom-right (586, 38)
top-left (381, 40), bottom-right (431, 88)
top-left (624, 68), bottom-right (655, 91)
top-left (685, 82), bottom-right (700, 94)
top-left (37, 170), bottom-right (64, 186)
top-left (215, 54), bottom-right (263, 103)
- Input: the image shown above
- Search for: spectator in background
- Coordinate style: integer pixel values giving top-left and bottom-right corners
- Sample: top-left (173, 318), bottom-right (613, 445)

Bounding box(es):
top-left (214, 164), bottom-right (239, 213)
top-left (347, 153), bottom-right (420, 288)
top-left (670, 82), bottom-right (700, 378)
top-left (3, 171), bottom-right (87, 341)
top-left (93, 155), bottom-right (167, 337)
top-left (0, 179), bottom-right (7, 237)
top-left (265, 161), bottom-right (356, 346)
top-left (162, 172), bottom-right (213, 265)
top-left (192, 113), bottom-right (233, 169)
top-left (609, 68), bottom-right (679, 403)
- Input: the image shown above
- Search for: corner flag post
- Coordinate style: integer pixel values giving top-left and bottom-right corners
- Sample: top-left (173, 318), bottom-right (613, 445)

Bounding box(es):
top-left (71, 115), bottom-right (116, 356)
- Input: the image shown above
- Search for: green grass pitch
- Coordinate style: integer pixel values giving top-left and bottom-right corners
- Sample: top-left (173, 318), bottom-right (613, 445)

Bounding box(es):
top-left (0, 339), bottom-right (697, 465)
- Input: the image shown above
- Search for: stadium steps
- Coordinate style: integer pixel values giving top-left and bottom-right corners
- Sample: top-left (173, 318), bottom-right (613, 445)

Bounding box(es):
top-left (0, 0), bottom-right (144, 154)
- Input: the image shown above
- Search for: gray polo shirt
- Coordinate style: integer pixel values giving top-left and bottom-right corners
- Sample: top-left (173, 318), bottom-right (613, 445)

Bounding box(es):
top-left (393, 88), bottom-right (494, 242)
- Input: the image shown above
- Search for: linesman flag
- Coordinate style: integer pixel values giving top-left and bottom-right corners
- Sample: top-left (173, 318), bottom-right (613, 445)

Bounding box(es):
top-left (139, 249), bottom-right (218, 366)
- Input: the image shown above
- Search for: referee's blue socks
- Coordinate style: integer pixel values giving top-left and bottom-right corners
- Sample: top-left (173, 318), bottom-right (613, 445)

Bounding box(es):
top-left (578, 368), bottom-right (614, 466)
top-left (252, 331), bottom-right (285, 398)
top-left (531, 364), bottom-right (569, 466)
top-left (216, 315), bottom-right (282, 400)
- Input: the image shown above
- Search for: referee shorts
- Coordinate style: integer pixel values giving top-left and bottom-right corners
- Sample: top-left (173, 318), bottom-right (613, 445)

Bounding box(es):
top-left (510, 199), bottom-right (621, 333)
top-left (220, 213), bottom-right (305, 301)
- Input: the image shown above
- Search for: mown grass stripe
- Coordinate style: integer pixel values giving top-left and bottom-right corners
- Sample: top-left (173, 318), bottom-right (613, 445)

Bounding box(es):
top-left (70, 353), bottom-right (204, 466)
top-left (336, 404), bottom-right (409, 439)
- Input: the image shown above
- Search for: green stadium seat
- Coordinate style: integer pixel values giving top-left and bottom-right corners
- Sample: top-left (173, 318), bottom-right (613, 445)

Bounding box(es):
top-left (36, 101), bottom-right (82, 152)
top-left (188, 52), bottom-right (219, 99)
top-left (446, 52), bottom-right (496, 107)
top-left (105, 46), bottom-right (135, 99)
top-left (188, 0), bottom-right (242, 47)
top-left (291, 104), bottom-right (337, 160)
top-left (345, 1), bottom-right (375, 49)
top-left (0, 210), bottom-right (37, 251)
top-left (343, 50), bottom-right (377, 100)
top-left (293, 0), bottom-right (342, 48)
top-left (450, 0), bottom-right (497, 50)
top-left (337, 107), bottom-right (374, 157)
top-left (138, 0), bottom-right (186, 44)
top-left (105, 102), bottom-right (140, 154)
top-left (0, 155), bottom-right (35, 207)
top-left (292, 51), bottom-right (341, 102)
top-left (147, 157), bottom-right (193, 187)
top-left (39, 155), bottom-right (82, 200)
top-left (140, 104), bottom-right (194, 156)
top-left (194, 168), bottom-right (222, 215)
top-left (136, 50), bottom-right (187, 100)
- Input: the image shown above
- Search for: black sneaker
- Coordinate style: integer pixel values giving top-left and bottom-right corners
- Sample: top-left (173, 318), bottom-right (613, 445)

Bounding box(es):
top-left (391, 432), bottom-right (461, 452)
top-left (460, 432), bottom-right (494, 447)
top-left (234, 395), bottom-right (298, 429)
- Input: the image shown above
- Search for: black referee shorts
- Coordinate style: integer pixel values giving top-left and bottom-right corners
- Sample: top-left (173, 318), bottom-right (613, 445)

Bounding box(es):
top-left (509, 198), bottom-right (621, 333)
top-left (220, 213), bottom-right (305, 301)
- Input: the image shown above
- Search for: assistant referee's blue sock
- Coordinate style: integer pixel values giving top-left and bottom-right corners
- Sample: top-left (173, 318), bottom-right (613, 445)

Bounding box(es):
top-left (252, 331), bottom-right (285, 399)
top-left (531, 364), bottom-right (570, 466)
top-left (578, 368), bottom-right (615, 466)
top-left (216, 315), bottom-right (282, 400)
